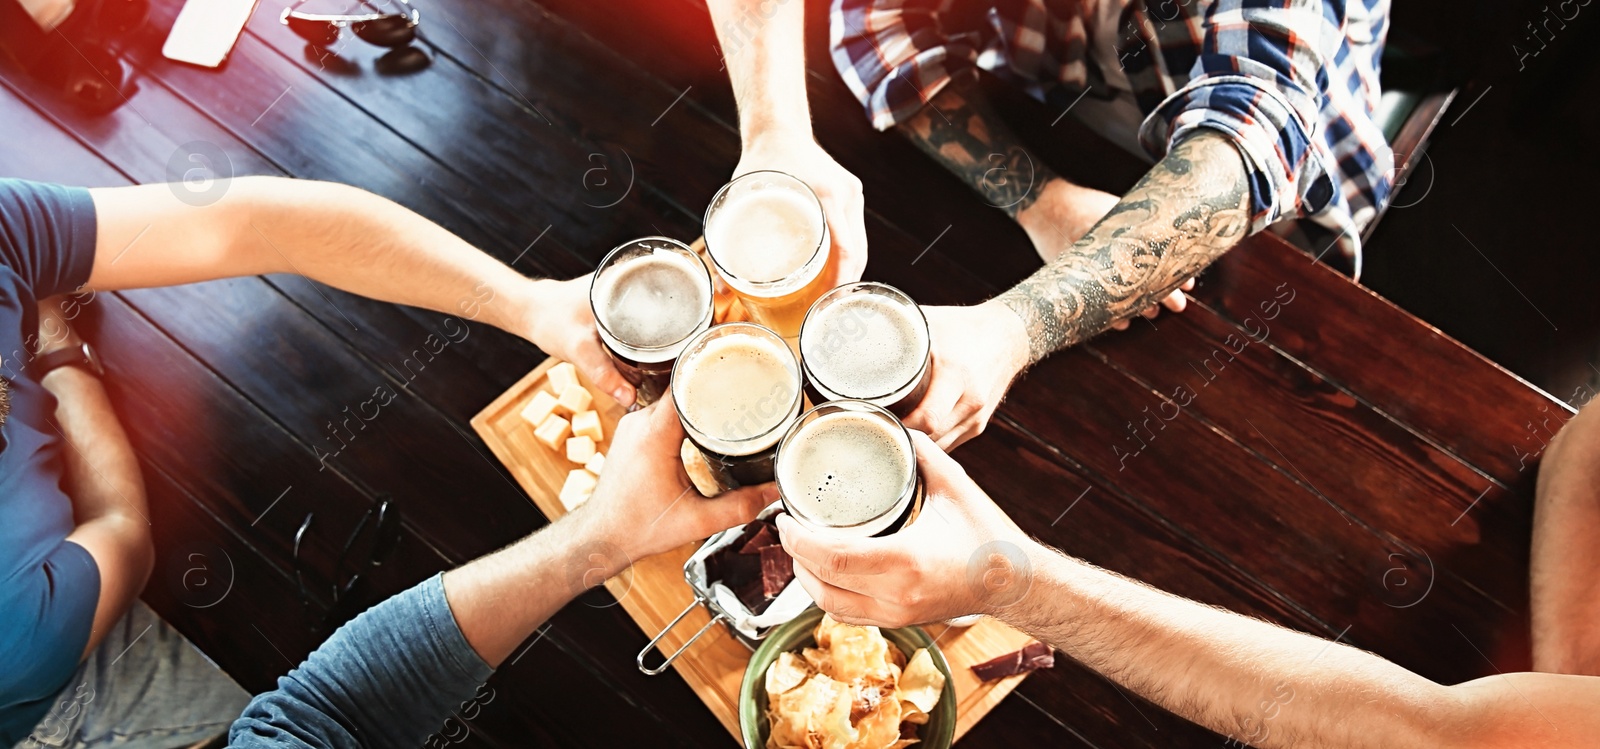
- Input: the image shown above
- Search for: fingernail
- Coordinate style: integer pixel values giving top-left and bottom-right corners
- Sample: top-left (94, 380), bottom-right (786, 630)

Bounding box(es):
top-left (613, 387), bottom-right (631, 405)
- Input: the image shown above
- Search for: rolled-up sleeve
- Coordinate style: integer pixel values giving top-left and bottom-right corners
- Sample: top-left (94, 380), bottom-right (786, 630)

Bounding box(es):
top-left (228, 574), bottom-right (493, 749)
top-left (1137, 1), bottom-right (1343, 237)
top-left (831, 0), bottom-right (984, 131)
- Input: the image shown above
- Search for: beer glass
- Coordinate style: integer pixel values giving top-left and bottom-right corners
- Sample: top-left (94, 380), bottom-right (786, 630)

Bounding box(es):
top-left (798, 282), bottom-right (932, 418)
top-left (775, 399), bottom-right (924, 538)
top-left (589, 237), bottom-right (715, 406)
top-left (702, 170), bottom-right (835, 340)
top-left (672, 322), bottom-right (804, 489)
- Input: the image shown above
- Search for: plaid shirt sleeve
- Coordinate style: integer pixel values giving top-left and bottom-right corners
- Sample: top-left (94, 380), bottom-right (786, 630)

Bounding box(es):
top-left (1137, 0), bottom-right (1356, 244)
top-left (831, 0), bottom-right (983, 131)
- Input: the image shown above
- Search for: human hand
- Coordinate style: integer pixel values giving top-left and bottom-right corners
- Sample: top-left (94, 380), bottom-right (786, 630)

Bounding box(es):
top-left (525, 275), bottom-right (635, 408)
top-left (575, 392), bottom-right (777, 566)
top-left (1107, 278), bottom-right (1195, 331)
top-left (776, 430), bottom-right (1037, 627)
top-left (734, 135), bottom-right (866, 287)
top-left (1016, 180), bottom-right (1194, 331)
top-left (903, 301), bottom-right (1029, 450)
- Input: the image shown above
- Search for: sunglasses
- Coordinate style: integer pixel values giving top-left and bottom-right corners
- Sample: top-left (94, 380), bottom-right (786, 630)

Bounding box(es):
top-left (280, 0), bottom-right (419, 48)
top-left (292, 496), bottom-right (403, 635)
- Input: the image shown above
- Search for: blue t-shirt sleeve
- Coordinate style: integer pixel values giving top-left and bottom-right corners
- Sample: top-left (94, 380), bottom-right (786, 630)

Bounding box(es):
top-left (0, 542), bottom-right (101, 746)
top-left (0, 179), bottom-right (99, 298)
top-left (228, 574), bottom-right (494, 749)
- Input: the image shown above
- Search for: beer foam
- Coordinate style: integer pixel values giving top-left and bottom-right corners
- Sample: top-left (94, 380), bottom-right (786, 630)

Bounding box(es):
top-left (705, 187), bottom-right (823, 284)
top-left (778, 411), bottom-right (912, 528)
top-left (802, 294), bottom-right (928, 400)
top-left (677, 332), bottom-right (798, 455)
top-left (594, 250), bottom-right (710, 361)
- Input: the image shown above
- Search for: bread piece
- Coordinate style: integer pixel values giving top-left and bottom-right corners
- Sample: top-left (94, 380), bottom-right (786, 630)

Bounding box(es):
top-left (681, 439), bottom-right (731, 497)
top-left (571, 410), bottom-right (604, 442)
top-left (519, 390), bottom-right (560, 427)
top-left (548, 361), bottom-right (579, 395)
top-left (565, 435), bottom-right (597, 464)
top-left (584, 452), bottom-right (605, 476)
top-left (533, 413), bottom-right (571, 451)
top-left (557, 382), bottom-right (593, 415)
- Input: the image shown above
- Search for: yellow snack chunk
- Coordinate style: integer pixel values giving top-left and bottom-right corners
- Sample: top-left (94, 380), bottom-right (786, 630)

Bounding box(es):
top-left (571, 410), bottom-right (604, 442)
top-left (565, 435), bottom-right (597, 464)
top-left (584, 452), bottom-right (605, 476)
top-left (519, 390), bottom-right (560, 427)
top-left (533, 413), bottom-right (570, 451)
top-left (556, 382), bottom-right (593, 415)
top-left (547, 361), bottom-right (579, 395)
top-left (558, 468), bottom-right (597, 511)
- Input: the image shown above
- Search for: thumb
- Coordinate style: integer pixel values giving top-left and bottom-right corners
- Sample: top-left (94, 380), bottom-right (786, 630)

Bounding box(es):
top-left (707, 482), bottom-right (780, 531)
top-left (909, 429), bottom-right (969, 486)
top-left (572, 339), bottom-right (635, 408)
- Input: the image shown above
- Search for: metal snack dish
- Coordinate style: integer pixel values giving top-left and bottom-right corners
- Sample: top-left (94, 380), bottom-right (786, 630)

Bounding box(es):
top-left (637, 503), bottom-right (812, 675)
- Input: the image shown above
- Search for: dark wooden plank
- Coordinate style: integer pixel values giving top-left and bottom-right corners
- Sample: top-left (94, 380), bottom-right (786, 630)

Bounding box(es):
top-left (1085, 294), bottom-right (1531, 611)
top-left (1194, 236), bottom-right (1569, 486)
top-left (1003, 342), bottom-right (1527, 681)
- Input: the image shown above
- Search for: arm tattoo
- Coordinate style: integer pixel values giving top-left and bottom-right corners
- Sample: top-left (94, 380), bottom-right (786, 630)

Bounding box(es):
top-left (899, 81), bottom-right (1059, 219)
top-left (996, 130), bottom-right (1251, 363)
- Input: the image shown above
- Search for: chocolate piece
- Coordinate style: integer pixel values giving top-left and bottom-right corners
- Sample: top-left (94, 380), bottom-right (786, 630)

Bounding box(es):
top-left (704, 519), bottom-right (775, 612)
top-left (1021, 640), bottom-right (1055, 670)
top-left (739, 522), bottom-right (780, 555)
top-left (760, 544), bottom-right (795, 598)
top-left (970, 640), bottom-right (1056, 682)
top-left (970, 651), bottom-right (1024, 682)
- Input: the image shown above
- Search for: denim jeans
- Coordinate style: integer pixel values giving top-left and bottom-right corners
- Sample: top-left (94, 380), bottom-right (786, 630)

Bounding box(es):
top-left (11, 601), bottom-right (250, 749)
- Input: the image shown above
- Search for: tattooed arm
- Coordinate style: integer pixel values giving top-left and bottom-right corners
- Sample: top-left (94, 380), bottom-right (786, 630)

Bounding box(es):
top-left (996, 129), bottom-right (1249, 362)
top-left (898, 87), bottom-right (1248, 448)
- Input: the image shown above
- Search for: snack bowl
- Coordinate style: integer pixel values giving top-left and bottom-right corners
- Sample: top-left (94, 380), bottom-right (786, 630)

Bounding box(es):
top-left (739, 607), bottom-right (956, 749)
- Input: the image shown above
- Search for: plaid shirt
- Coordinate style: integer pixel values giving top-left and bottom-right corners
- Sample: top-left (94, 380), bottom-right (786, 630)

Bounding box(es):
top-left (831, 0), bottom-right (1393, 276)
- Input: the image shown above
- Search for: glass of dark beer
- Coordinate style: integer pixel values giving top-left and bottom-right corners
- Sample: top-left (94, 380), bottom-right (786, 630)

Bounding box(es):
top-left (798, 282), bottom-right (932, 418)
top-left (775, 399), bottom-right (924, 538)
top-left (590, 237), bottom-right (715, 406)
top-left (672, 322), bottom-right (804, 489)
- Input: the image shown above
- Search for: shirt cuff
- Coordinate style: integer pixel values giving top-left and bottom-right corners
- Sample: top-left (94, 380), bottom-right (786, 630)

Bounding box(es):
top-left (1139, 75), bottom-right (1338, 237)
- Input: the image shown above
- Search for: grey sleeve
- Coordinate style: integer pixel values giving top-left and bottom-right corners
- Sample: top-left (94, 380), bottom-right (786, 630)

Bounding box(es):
top-left (227, 574), bottom-right (494, 749)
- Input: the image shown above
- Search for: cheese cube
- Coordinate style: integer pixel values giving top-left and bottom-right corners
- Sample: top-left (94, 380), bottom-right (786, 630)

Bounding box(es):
top-left (556, 382), bottom-right (593, 415)
top-left (565, 435), bottom-right (597, 464)
top-left (547, 361), bottom-right (579, 395)
top-left (533, 413), bottom-right (570, 451)
top-left (558, 468), bottom-right (598, 511)
top-left (571, 410), bottom-right (604, 443)
top-left (519, 390), bottom-right (560, 427)
top-left (584, 452), bottom-right (605, 476)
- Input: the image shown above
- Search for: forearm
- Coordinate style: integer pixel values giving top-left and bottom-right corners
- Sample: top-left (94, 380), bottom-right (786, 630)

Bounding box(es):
top-left (995, 129), bottom-right (1250, 362)
top-left (1530, 401), bottom-right (1600, 673)
top-left (442, 501), bottom-right (627, 667)
top-left (897, 80), bottom-right (1061, 220)
top-left (235, 178), bottom-right (541, 337)
top-left (1005, 544), bottom-right (1458, 748)
top-left (46, 366), bottom-right (152, 657)
top-left (707, 0), bottom-right (811, 145)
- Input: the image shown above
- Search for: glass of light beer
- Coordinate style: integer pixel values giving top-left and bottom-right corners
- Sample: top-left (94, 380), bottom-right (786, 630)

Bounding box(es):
top-left (590, 237), bottom-right (715, 406)
top-left (672, 322), bottom-right (804, 489)
top-left (799, 282), bottom-right (932, 418)
top-left (703, 170), bottom-right (835, 340)
top-left (776, 399), bottom-right (924, 538)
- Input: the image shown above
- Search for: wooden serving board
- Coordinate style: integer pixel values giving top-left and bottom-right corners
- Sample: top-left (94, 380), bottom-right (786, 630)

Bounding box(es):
top-left (472, 357), bottom-right (1039, 746)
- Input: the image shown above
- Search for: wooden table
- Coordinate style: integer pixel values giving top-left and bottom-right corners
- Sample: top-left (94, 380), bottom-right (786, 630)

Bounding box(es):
top-left (0, 0), bottom-right (1560, 745)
